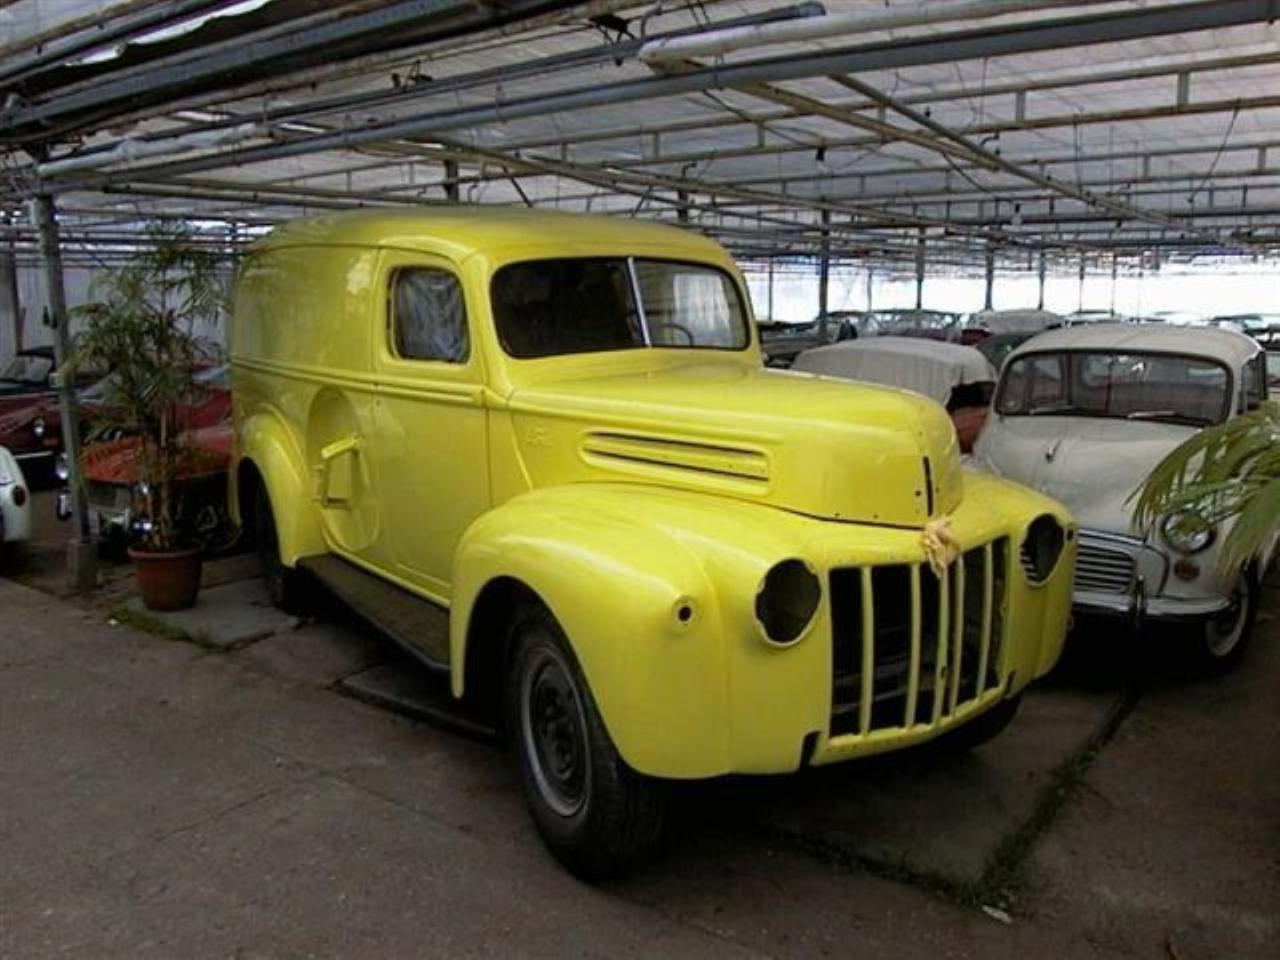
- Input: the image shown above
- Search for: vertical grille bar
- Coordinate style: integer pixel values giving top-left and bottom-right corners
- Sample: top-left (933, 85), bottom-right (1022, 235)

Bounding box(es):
top-left (947, 557), bottom-right (965, 715)
top-left (858, 569), bottom-right (875, 735)
top-left (903, 565), bottom-right (922, 727)
top-left (931, 565), bottom-right (950, 725)
top-left (988, 538), bottom-right (1008, 689)
top-left (977, 543), bottom-right (994, 693)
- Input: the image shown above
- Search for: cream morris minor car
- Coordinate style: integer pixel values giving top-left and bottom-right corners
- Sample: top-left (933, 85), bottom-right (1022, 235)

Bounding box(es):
top-left (230, 209), bottom-right (1075, 877)
top-left (974, 324), bottom-right (1272, 670)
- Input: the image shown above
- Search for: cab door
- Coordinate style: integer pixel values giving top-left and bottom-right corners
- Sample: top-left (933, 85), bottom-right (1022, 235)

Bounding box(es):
top-left (366, 250), bottom-right (490, 601)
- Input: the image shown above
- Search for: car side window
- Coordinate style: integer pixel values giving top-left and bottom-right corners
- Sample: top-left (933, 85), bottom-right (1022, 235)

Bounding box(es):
top-left (1243, 355), bottom-right (1266, 410)
top-left (391, 268), bottom-right (468, 363)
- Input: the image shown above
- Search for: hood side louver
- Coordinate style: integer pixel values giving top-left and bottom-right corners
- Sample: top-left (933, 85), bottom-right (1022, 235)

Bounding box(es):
top-left (581, 431), bottom-right (769, 487)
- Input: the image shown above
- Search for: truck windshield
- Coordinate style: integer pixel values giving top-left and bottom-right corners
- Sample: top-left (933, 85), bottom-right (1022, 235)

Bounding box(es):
top-left (492, 258), bottom-right (749, 359)
top-left (996, 350), bottom-right (1230, 426)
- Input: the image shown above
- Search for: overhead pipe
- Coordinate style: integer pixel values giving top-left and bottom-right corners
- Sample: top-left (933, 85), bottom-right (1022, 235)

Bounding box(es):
top-left (35, 123), bottom-right (267, 178)
top-left (640, 0), bottom-right (1112, 64)
top-left (39, 0), bottom-right (1280, 194)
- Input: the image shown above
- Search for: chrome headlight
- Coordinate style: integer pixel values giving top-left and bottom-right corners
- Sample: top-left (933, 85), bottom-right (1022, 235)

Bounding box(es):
top-left (755, 559), bottom-right (821, 645)
top-left (1161, 511), bottom-right (1215, 555)
top-left (54, 452), bottom-right (70, 481)
top-left (32, 416), bottom-right (45, 439)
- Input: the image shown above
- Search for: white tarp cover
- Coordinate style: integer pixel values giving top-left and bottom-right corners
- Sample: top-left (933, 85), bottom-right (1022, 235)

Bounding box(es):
top-left (792, 336), bottom-right (997, 403)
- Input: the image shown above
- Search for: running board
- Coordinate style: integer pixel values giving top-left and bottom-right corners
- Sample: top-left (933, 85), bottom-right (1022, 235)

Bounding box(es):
top-left (299, 555), bottom-right (450, 672)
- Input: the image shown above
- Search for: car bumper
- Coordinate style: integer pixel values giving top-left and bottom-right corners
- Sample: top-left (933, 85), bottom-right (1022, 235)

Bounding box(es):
top-left (1071, 528), bottom-right (1229, 625)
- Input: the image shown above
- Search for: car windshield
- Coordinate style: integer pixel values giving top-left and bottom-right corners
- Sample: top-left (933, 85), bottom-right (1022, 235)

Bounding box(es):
top-left (996, 351), bottom-right (1230, 426)
top-left (0, 353), bottom-right (52, 384)
top-left (492, 258), bottom-right (749, 359)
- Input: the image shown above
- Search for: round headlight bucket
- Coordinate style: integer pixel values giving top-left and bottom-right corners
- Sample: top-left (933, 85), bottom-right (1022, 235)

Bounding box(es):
top-left (32, 416), bottom-right (45, 439)
top-left (1161, 511), bottom-right (1215, 555)
top-left (54, 452), bottom-right (70, 482)
top-left (1019, 514), bottom-right (1066, 585)
top-left (755, 559), bottom-right (821, 646)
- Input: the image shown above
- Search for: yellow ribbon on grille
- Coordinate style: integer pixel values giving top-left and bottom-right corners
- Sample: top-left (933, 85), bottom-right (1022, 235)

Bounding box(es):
top-left (922, 516), bottom-right (961, 578)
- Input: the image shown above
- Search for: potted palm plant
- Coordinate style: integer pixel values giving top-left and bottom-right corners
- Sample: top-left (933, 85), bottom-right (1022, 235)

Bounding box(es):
top-left (72, 222), bottom-right (224, 610)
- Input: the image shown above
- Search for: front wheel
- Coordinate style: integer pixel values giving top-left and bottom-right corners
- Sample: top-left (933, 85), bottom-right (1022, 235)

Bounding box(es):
top-left (505, 606), bottom-right (667, 881)
top-left (1193, 569), bottom-right (1257, 673)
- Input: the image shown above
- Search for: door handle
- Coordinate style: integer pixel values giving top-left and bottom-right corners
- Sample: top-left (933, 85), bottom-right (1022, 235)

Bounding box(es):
top-left (320, 434), bottom-right (361, 462)
top-left (315, 434), bottom-right (361, 506)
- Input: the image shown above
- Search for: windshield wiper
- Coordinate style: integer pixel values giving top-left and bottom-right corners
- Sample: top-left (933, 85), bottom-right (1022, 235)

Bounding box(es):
top-left (1125, 410), bottom-right (1209, 426)
top-left (1027, 402), bottom-right (1084, 416)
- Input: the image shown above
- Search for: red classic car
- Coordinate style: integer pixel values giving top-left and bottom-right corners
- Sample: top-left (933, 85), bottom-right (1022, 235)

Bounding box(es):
top-left (0, 348), bottom-right (70, 482)
top-left (58, 366), bottom-right (237, 550)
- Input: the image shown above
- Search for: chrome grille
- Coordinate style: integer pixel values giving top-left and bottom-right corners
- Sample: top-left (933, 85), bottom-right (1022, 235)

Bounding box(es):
top-left (1074, 540), bottom-right (1135, 594)
top-left (829, 537), bottom-right (1008, 737)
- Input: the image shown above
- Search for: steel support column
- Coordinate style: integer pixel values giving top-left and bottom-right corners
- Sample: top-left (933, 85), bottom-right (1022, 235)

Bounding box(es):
top-left (1078, 256), bottom-right (1086, 311)
top-left (30, 194), bottom-right (96, 592)
top-left (1037, 250), bottom-right (1047, 309)
top-left (1, 217), bottom-right (20, 356)
top-left (983, 245), bottom-right (995, 309)
top-left (443, 159), bottom-right (460, 202)
top-left (915, 230), bottom-right (926, 309)
top-left (767, 259), bottom-right (775, 321)
top-left (818, 209), bottom-right (831, 331)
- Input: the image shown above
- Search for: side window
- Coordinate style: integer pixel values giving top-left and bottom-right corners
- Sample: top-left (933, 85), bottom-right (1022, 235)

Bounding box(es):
top-left (391, 267), bottom-right (468, 363)
top-left (1243, 355), bottom-right (1266, 410)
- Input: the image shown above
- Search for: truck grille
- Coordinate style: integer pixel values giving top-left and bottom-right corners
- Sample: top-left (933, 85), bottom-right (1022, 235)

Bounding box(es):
top-left (1074, 540), bottom-right (1135, 594)
top-left (829, 537), bottom-right (1008, 737)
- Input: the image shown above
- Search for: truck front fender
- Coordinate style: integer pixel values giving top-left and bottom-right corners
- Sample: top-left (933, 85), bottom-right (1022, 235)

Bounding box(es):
top-left (234, 410), bottom-right (324, 566)
top-left (450, 486), bottom-right (738, 779)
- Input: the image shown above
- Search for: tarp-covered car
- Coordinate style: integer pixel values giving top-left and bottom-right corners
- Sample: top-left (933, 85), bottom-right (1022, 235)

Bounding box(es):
top-left (792, 336), bottom-right (997, 452)
top-left (973, 324), bottom-right (1273, 669)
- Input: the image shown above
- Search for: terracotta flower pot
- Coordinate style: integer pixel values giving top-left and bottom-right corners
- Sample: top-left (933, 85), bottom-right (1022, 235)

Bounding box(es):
top-left (128, 545), bottom-right (203, 611)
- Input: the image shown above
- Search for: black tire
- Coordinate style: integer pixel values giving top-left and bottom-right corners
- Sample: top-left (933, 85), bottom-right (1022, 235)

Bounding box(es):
top-left (505, 604), bottom-right (667, 881)
top-left (253, 482), bottom-right (309, 614)
top-left (942, 694), bottom-right (1023, 753)
top-left (1190, 568), bottom-right (1257, 674)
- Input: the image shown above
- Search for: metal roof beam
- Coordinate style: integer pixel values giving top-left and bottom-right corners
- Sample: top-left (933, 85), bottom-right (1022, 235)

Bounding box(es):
top-left (30, 0), bottom-right (1280, 192)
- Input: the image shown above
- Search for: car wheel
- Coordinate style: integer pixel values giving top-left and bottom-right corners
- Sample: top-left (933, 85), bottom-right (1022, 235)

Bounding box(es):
top-left (940, 694), bottom-right (1023, 753)
top-left (1195, 569), bottom-right (1257, 672)
top-left (253, 483), bottom-right (308, 614)
top-left (505, 605), bottom-right (667, 881)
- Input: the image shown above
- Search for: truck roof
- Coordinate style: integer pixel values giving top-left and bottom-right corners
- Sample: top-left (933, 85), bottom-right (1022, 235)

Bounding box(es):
top-left (250, 207), bottom-right (729, 262)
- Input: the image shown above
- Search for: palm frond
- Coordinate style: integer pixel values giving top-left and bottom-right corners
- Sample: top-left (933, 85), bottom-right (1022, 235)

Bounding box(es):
top-left (1131, 401), bottom-right (1280, 573)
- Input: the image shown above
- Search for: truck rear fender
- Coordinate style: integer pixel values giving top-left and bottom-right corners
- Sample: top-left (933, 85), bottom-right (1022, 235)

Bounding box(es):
top-left (233, 410), bottom-right (324, 565)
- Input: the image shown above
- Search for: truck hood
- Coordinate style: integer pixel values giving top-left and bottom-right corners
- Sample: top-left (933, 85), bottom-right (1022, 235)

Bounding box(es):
top-left (507, 362), bottom-right (963, 527)
top-left (973, 415), bottom-right (1197, 534)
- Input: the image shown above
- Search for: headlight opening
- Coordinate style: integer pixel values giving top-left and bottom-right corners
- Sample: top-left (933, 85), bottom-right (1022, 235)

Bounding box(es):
top-left (1019, 514), bottom-right (1066, 585)
top-left (755, 559), bottom-right (821, 645)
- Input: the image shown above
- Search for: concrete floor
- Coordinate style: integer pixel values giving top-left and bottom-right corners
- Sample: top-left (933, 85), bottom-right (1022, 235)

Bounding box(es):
top-left (2, 492), bottom-right (1277, 958)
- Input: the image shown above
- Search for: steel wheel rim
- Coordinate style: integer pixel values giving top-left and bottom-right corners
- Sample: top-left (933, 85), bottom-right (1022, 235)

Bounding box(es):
top-left (521, 645), bottom-right (590, 818)
top-left (1205, 577), bottom-right (1249, 657)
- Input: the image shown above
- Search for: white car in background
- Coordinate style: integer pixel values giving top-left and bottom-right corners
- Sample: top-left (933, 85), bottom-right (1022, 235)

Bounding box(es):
top-left (973, 324), bottom-right (1272, 669)
top-left (1, 445), bottom-right (32, 546)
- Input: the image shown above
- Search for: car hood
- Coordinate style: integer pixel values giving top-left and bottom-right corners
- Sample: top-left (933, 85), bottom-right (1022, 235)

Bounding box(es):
top-left (973, 415), bottom-right (1198, 534)
top-left (82, 424), bottom-right (232, 485)
top-left (507, 360), bottom-right (963, 527)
